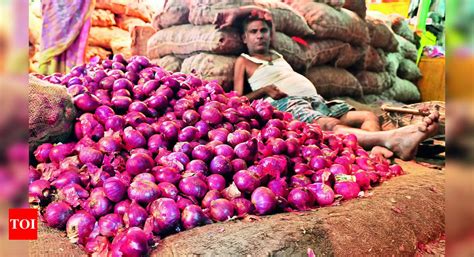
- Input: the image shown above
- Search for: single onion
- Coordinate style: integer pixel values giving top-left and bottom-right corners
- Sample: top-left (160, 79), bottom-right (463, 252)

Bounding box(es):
top-left (105, 115), bottom-right (126, 132)
top-left (181, 205), bottom-right (210, 230)
top-left (201, 108), bottom-right (223, 125)
top-left (288, 187), bottom-right (314, 211)
top-left (207, 174), bottom-right (226, 191)
top-left (66, 211), bottom-right (96, 245)
top-left (209, 198), bottom-right (235, 222)
top-left (74, 92), bottom-right (100, 112)
top-left (128, 180), bottom-right (160, 204)
top-left (192, 145), bottom-right (214, 163)
top-left (208, 128), bottom-right (229, 143)
top-left (44, 201), bottom-right (74, 229)
top-left (103, 177), bottom-right (127, 202)
top-left (251, 187), bottom-right (277, 215)
top-left (99, 213), bottom-right (124, 237)
top-left (227, 130), bottom-right (251, 146)
top-left (34, 143), bottom-right (53, 163)
top-left (267, 178), bottom-right (289, 198)
top-left (233, 170), bottom-right (260, 193)
top-left (110, 227), bottom-right (150, 257)
top-left (78, 147), bottom-right (104, 166)
top-left (179, 176), bottom-right (208, 199)
top-left (209, 155), bottom-right (232, 175)
top-left (182, 110), bottom-right (200, 125)
top-left (157, 182), bottom-right (179, 201)
top-left (201, 190), bottom-right (222, 209)
top-left (126, 152), bottom-right (154, 176)
top-left (114, 200), bottom-right (131, 216)
top-left (334, 181), bottom-right (360, 200)
top-left (231, 198), bottom-right (255, 217)
top-left (307, 183), bottom-right (335, 206)
top-left (123, 127), bottom-right (146, 151)
top-left (153, 167), bottom-right (182, 184)
top-left (123, 201), bottom-right (148, 228)
top-left (230, 159), bottom-right (247, 172)
top-left (83, 195), bottom-right (113, 218)
top-left (354, 171), bottom-right (371, 190)
top-left (149, 198), bottom-right (181, 234)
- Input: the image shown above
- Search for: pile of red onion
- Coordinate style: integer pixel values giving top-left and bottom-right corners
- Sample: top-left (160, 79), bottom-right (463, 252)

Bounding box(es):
top-left (30, 54), bottom-right (404, 256)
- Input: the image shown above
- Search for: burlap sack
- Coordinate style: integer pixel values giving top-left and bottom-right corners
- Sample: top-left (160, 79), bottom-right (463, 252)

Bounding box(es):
top-left (306, 40), bottom-right (349, 66)
top-left (181, 53), bottom-right (237, 92)
top-left (86, 46), bottom-right (112, 61)
top-left (396, 34), bottom-right (418, 62)
top-left (111, 39), bottom-right (132, 59)
top-left (390, 14), bottom-right (415, 43)
top-left (96, 0), bottom-right (152, 22)
top-left (385, 52), bottom-right (403, 75)
top-left (291, 2), bottom-right (369, 45)
top-left (253, 0), bottom-right (314, 37)
top-left (356, 71), bottom-right (392, 95)
top-left (29, 75), bottom-right (76, 149)
top-left (342, 0), bottom-right (366, 19)
top-left (397, 59), bottom-right (422, 82)
top-left (152, 0), bottom-right (189, 29)
top-left (366, 17), bottom-right (398, 52)
top-left (188, 0), bottom-right (314, 37)
top-left (305, 66), bottom-right (363, 98)
top-left (272, 32), bottom-right (310, 72)
top-left (333, 44), bottom-right (365, 68)
top-left (356, 46), bottom-right (387, 72)
top-left (115, 15), bottom-right (147, 32)
top-left (382, 76), bottom-right (420, 103)
top-left (91, 9), bottom-right (116, 27)
top-left (131, 25), bottom-right (156, 56)
top-left (147, 25), bottom-right (244, 59)
top-left (88, 26), bottom-right (130, 49)
top-left (151, 55), bottom-right (183, 73)
top-left (313, 0), bottom-right (346, 10)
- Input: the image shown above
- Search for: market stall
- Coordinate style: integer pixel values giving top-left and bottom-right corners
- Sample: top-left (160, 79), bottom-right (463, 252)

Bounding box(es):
top-left (28, 0), bottom-right (446, 256)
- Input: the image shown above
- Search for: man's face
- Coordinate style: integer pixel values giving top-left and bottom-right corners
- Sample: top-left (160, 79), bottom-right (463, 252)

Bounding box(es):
top-left (243, 20), bottom-right (271, 54)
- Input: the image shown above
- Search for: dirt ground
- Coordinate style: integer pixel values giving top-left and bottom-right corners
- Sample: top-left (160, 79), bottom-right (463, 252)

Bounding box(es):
top-left (28, 159), bottom-right (445, 257)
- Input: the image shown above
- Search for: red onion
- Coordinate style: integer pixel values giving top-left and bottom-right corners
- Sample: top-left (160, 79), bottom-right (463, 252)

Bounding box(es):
top-left (153, 167), bottom-right (182, 184)
top-left (103, 177), bottom-right (127, 202)
top-left (110, 227), bottom-right (150, 257)
top-left (146, 94), bottom-right (168, 110)
top-left (95, 105), bottom-right (115, 124)
top-left (227, 130), bottom-right (251, 146)
top-left (49, 143), bottom-right (75, 163)
top-left (123, 127), bottom-right (146, 150)
top-left (98, 132), bottom-right (123, 153)
top-left (230, 159), bottom-right (247, 172)
top-left (99, 213), bottom-right (123, 237)
top-left (123, 201), bottom-right (148, 228)
top-left (309, 156), bottom-right (329, 170)
top-left (176, 196), bottom-right (195, 211)
top-left (83, 194), bottom-right (113, 218)
top-left (354, 171), bottom-right (371, 190)
top-left (114, 200), bottom-right (131, 216)
top-left (311, 169), bottom-right (335, 187)
top-left (78, 147), bottom-right (104, 166)
top-left (262, 126), bottom-right (281, 141)
top-left (159, 121), bottom-right (180, 141)
top-left (178, 126), bottom-right (200, 142)
top-left (74, 92), bottom-right (100, 112)
top-left (149, 198), bottom-right (181, 234)
top-left (85, 236), bottom-right (110, 256)
top-left (234, 139), bottom-right (258, 162)
top-left (288, 187), bottom-right (314, 211)
top-left (148, 134), bottom-right (168, 153)
top-left (58, 183), bottom-right (89, 207)
top-left (182, 110), bottom-right (200, 125)
top-left (334, 181), bottom-right (360, 200)
top-left (233, 170), bottom-right (260, 193)
top-left (231, 198), bottom-right (254, 217)
top-left (201, 190), bottom-right (222, 209)
top-left (34, 143), bottom-right (53, 163)
top-left (192, 145), bottom-right (214, 163)
top-left (201, 108), bottom-right (223, 125)
top-left (329, 164), bottom-right (349, 176)
top-left (209, 198), bottom-right (235, 221)
top-left (128, 180), bottom-right (160, 204)
top-left (181, 205), bottom-right (210, 230)
top-left (124, 111), bottom-right (148, 127)
top-left (207, 174), bottom-right (226, 191)
top-left (51, 170), bottom-right (82, 189)
top-left (105, 115), bottom-right (126, 132)
top-left (44, 201), bottom-right (74, 229)
top-left (66, 211), bottom-right (96, 245)
top-left (157, 182), bottom-right (179, 201)
top-left (251, 187), bottom-right (277, 215)
top-left (389, 164), bottom-right (404, 176)
top-left (268, 178), bottom-right (289, 198)
top-left (195, 121), bottom-right (211, 138)
top-left (125, 152), bottom-right (154, 176)
top-left (209, 155), bottom-right (232, 175)
top-left (307, 183), bottom-right (335, 206)
top-left (179, 176), bottom-right (208, 199)
top-left (208, 128), bottom-right (229, 143)
top-left (29, 179), bottom-right (51, 204)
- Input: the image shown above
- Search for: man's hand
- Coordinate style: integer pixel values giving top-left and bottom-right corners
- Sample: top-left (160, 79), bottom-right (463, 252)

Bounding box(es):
top-left (264, 85), bottom-right (287, 100)
top-left (214, 9), bottom-right (238, 30)
top-left (214, 6), bottom-right (272, 30)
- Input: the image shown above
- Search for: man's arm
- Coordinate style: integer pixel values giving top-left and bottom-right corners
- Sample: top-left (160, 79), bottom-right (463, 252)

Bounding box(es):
top-left (234, 57), bottom-right (270, 100)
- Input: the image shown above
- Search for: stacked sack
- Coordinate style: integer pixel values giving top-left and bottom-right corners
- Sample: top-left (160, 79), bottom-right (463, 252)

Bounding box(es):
top-left (29, 1), bottom-right (43, 73)
top-left (148, 0), bottom-right (315, 92)
top-left (87, 0), bottom-right (156, 61)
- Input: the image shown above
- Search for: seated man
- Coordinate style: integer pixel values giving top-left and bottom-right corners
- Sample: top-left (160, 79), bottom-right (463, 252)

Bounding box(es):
top-left (219, 10), bottom-right (439, 160)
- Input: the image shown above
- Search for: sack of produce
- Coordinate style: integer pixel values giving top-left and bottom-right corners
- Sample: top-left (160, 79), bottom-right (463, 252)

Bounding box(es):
top-left (333, 44), bottom-right (364, 68)
top-left (306, 40), bottom-right (349, 66)
top-left (390, 14), bottom-right (415, 43)
top-left (305, 65), bottom-right (363, 98)
top-left (131, 25), bottom-right (156, 56)
top-left (150, 55), bottom-right (183, 72)
top-left (95, 0), bottom-right (152, 22)
top-left (272, 32), bottom-right (310, 72)
top-left (181, 53), bottom-right (237, 92)
top-left (188, 0), bottom-right (252, 25)
top-left (397, 59), bottom-right (422, 82)
top-left (91, 9), bottom-right (116, 27)
top-left (29, 75), bottom-right (76, 149)
top-left (385, 52), bottom-right (403, 75)
top-left (86, 46), bottom-right (112, 61)
top-left (356, 71), bottom-right (392, 95)
top-left (366, 17), bottom-right (398, 52)
top-left (292, 2), bottom-right (369, 45)
top-left (88, 26), bottom-right (130, 49)
top-left (115, 15), bottom-right (147, 32)
top-left (356, 46), bottom-right (387, 72)
top-left (147, 25), bottom-right (244, 59)
top-left (152, 0), bottom-right (190, 29)
top-left (382, 76), bottom-right (420, 102)
top-left (111, 39), bottom-right (132, 59)
top-left (343, 0), bottom-right (366, 19)
top-left (396, 34), bottom-right (418, 62)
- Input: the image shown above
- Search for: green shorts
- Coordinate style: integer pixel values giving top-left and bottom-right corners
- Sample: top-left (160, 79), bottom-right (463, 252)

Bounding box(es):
top-left (271, 96), bottom-right (354, 123)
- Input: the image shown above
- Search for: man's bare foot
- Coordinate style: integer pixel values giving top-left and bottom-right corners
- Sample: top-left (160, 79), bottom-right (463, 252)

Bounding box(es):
top-left (386, 111), bottom-right (440, 160)
top-left (371, 146), bottom-right (394, 159)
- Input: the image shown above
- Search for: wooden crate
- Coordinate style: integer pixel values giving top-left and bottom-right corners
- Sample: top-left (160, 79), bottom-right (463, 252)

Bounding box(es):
top-left (417, 57), bottom-right (445, 101)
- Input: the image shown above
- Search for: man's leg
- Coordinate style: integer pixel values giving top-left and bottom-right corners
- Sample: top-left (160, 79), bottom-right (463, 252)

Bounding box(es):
top-left (338, 111), bottom-right (381, 132)
top-left (314, 112), bottom-right (439, 160)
